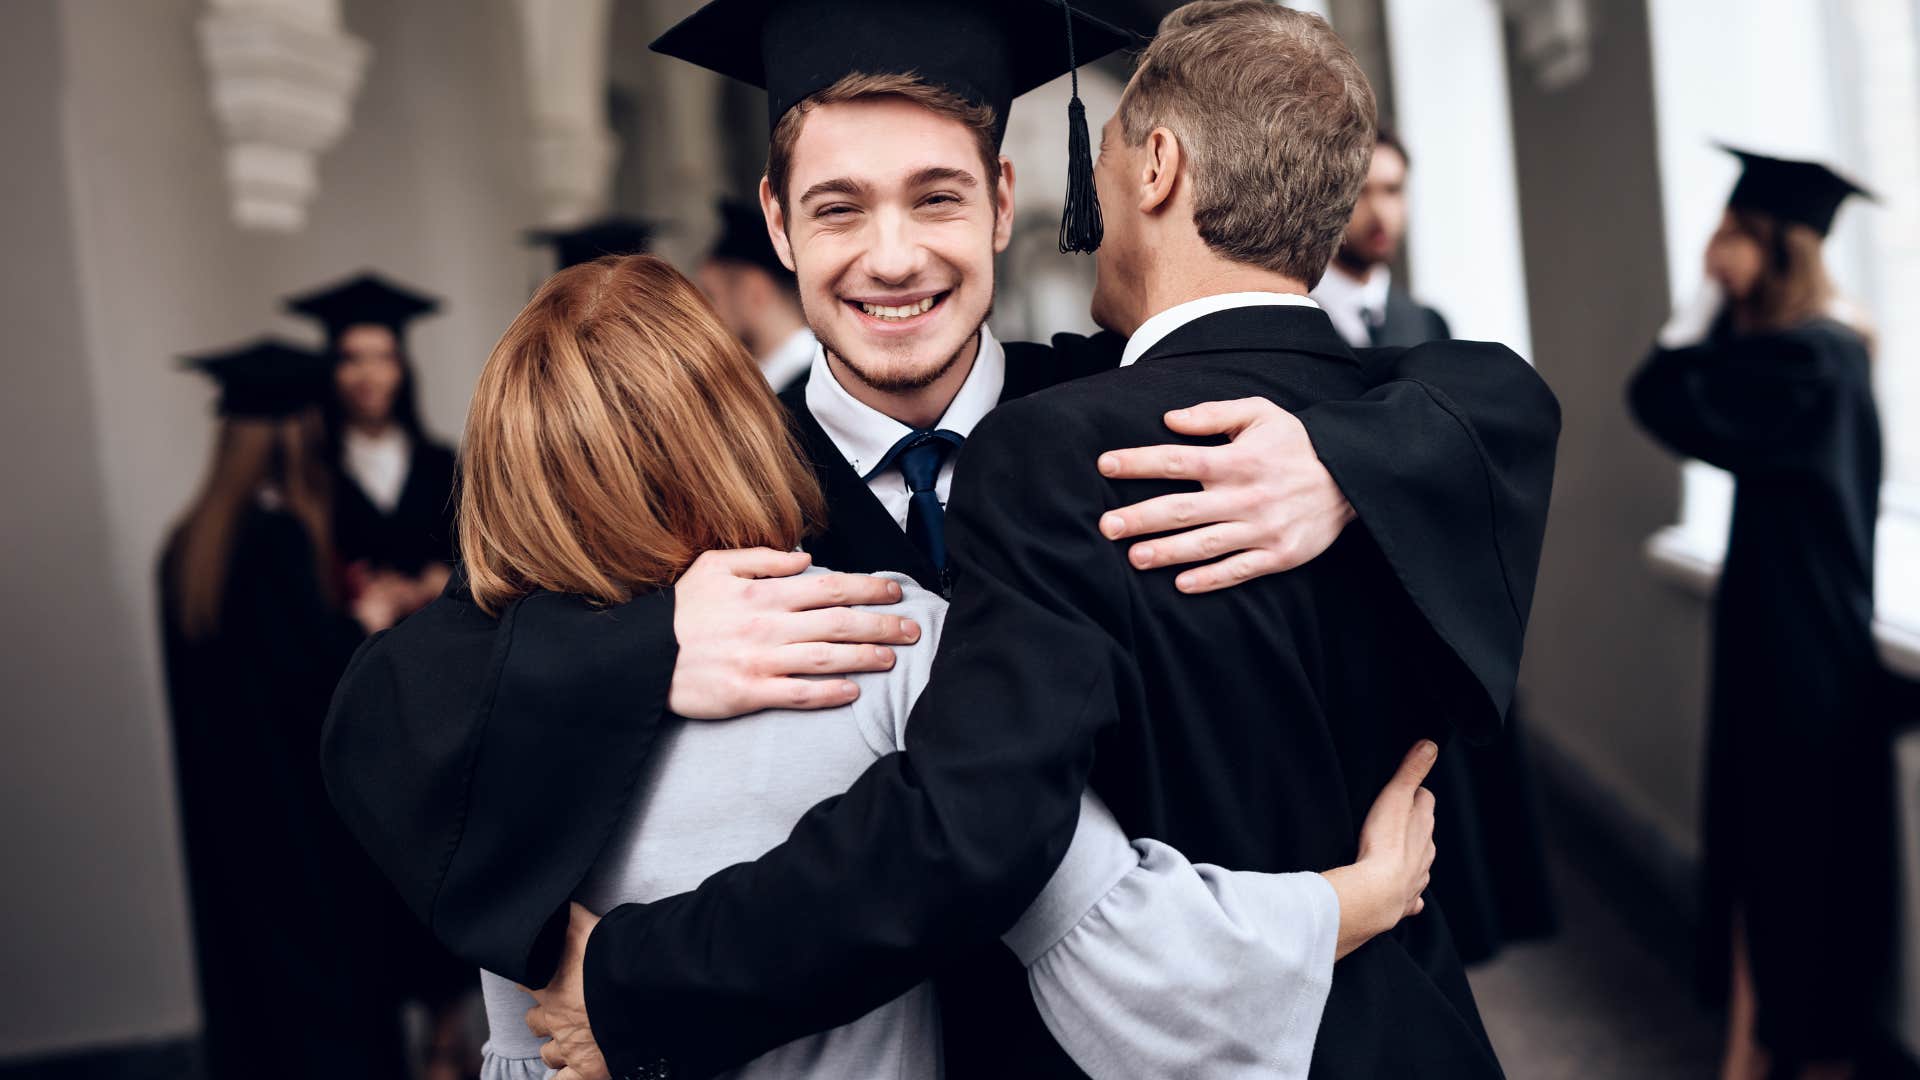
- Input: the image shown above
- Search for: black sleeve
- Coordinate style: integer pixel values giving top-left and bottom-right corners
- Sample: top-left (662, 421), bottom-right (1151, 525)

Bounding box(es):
top-left (582, 405), bottom-right (1132, 1078)
top-left (321, 581), bottom-right (678, 986)
top-left (1295, 341), bottom-right (1560, 737)
top-left (1627, 333), bottom-right (1836, 473)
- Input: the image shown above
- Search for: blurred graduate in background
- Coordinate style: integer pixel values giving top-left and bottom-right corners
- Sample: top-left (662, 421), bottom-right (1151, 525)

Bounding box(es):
top-left (1629, 147), bottom-right (1887, 1080)
top-left (698, 197), bottom-right (814, 394)
top-left (160, 340), bottom-right (413, 1080)
top-left (286, 273), bottom-right (459, 623)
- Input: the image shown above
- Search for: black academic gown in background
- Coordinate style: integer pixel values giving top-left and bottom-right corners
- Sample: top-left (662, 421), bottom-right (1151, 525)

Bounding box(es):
top-left (333, 435), bottom-right (458, 576)
top-left (162, 510), bottom-right (408, 1080)
top-left (1369, 291), bottom-right (1559, 966)
top-left (1630, 317), bottom-right (1891, 1061)
top-left (323, 319), bottom-right (1559, 1077)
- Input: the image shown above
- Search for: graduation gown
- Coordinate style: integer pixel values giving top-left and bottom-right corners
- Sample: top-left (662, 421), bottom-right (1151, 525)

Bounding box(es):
top-left (321, 317), bottom-right (1559, 1076)
top-left (1629, 317), bottom-right (1891, 1060)
top-left (161, 509), bottom-right (408, 1080)
top-left (1368, 294), bottom-right (1558, 966)
top-left (333, 435), bottom-right (458, 576)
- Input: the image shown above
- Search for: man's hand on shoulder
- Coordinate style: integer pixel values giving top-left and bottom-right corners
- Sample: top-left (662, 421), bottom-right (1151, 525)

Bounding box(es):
top-left (525, 903), bottom-right (609, 1080)
top-left (1095, 397), bottom-right (1356, 594)
top-left (669, 549), bottom-right (923, 719)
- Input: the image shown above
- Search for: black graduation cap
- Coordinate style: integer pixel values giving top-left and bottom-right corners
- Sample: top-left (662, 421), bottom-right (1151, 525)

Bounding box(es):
top-left (1721, 145), bottom-right (1875, 237)
top-left (284, 272), bottom-right (442, 345)
top-left (707, 198), bottom-right (793, 282)
top-left (651, 0), bottom-right (1149, 253)
top-left (527, 217), bottom-right (664, 270)
top-left (181, 337), bottom-right (333, 419)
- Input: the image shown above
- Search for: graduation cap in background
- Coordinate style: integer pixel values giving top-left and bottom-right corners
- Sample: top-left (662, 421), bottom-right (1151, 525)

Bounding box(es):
top-left (527, 216), bottom-right (664, 270)
top-left (1721, 145), bottom-right (1875, 238)
top-left (651, 0), bottom-right (1150, 253)
top-left (706, 198), bottom-right (793, 283)
top-left (283, 272), bottom-right (442, 349)
top-left (181, 337), bottom-right (333, 419)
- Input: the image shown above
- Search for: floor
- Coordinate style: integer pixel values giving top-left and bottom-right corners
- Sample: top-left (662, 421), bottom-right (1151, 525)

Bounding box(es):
top-left (1470, 853), bottom-right (1722, 1078)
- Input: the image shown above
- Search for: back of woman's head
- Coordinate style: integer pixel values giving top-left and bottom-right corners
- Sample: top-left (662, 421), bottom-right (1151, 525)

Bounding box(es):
top-left (460, 254), bottom-right (823, 615)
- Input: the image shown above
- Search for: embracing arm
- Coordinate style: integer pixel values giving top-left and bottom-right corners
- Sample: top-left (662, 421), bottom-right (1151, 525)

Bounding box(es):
top-left (574, 410), bottom-right (1134, 1078)
top-left (1012, 742), bottom-right (1438, 1080)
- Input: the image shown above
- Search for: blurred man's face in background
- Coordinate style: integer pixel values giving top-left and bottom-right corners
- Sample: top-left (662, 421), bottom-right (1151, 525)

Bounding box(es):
top-left (335, 323), bottom-right (404, 428)
top-left (764, 96), bottom-right (1013, 394)
top-left (696, 260), bottom-right (751, 341)
top-left (1336, 142), bottom-right (1409, 273)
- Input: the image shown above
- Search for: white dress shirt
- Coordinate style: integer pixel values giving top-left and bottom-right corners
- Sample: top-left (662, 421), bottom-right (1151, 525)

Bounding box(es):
top-left (1121, 291), bottom-right (1324, 368)
top-left (803, 326), bottom-right (1006, 530)
top-left (342, 426), bottom-right (411, 513)
top-left (1309, 264), bottom-right (1391, 350)
top-left (758, 327), bottom-right (817, 392)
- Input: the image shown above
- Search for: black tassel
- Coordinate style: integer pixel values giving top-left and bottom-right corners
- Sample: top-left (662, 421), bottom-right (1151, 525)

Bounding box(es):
top-left (1058, 3), bottom-right (1103, 253)
top-left (1060, 94), bottom-right (1103, 253)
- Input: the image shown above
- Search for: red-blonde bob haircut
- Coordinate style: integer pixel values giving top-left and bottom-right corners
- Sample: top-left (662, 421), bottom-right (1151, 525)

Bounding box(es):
top-left (459, 254), bottom-right (823, 615)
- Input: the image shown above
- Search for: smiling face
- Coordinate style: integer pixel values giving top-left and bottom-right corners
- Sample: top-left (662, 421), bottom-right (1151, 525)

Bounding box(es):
top-left (765, 95), bottom-right (1013, 395)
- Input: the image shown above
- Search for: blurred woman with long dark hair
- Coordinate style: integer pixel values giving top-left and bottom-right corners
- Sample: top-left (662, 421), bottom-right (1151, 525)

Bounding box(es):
top-left (161, 340), bottom-right (410, 1079)
top-left (1630, 148), bottom-right (1886, 1080)
top-left (286, 273), bottom-right (459, 618)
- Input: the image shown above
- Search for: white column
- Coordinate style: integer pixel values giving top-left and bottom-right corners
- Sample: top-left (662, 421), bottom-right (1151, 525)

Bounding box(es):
top-left (518, 0), bottom-right (617, 227)
top-left (197, 0), bottom-right (369, 232)
top-left (1382, 0), bottom-right (1534, 361)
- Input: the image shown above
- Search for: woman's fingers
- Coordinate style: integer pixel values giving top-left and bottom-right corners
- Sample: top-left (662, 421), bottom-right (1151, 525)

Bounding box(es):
top-left (784, 608), bottom-right (922, 646)
top-left (762, 570), bottom-right (904, 612)
top-left (758, 642), bottom-right (898, 678)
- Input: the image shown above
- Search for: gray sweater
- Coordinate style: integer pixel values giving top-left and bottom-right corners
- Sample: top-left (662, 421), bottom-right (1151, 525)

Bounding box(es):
top-left (482, 574), bottom-right (1339, 1079)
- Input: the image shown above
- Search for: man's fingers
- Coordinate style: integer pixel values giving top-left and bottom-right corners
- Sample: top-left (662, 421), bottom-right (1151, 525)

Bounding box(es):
top-left (525, 1006), bottom-right (552, 1038)
top-left (541, 1041), bottom-right (567, 1069)
top-left (758, 642), bottom-right (897, 678)
top-left (761, 571), bottom-right (905, 612)
top-left (1160, 397), bottom-right (1275, 437)
top-left (785, 608), bottom-right (922, 646)
top-left (751, 676), bottom-right (862, 712)
top-left (1172, 550), bottom-right (1287, 595)
top-left (1098, 489), bottom-right (1243, 541)
top-left (691, 547), bottom-right (812, 580)
top-left (1096, 443), bottom-right (1220, 483)
top-left (1124, 523), bottom-right (1261, 571)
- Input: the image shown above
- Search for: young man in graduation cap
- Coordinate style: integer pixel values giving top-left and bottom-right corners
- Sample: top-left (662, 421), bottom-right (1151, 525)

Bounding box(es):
top-left (322, 1), bottom-right (1557, 1077)
top-left (697, 197), bottom-right (815, 394)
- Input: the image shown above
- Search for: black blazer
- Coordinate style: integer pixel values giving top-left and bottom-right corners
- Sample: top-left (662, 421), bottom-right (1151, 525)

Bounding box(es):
top-left (1373, 285), bottom-right (1452, 348)
top-left (321, 317), bottom-right (1558, 1076)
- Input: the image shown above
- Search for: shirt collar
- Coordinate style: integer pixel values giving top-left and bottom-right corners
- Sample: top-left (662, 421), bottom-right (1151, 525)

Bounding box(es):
top-left (803, 325), bottom-right (1007, 476)
top-left (759, 327), bottom-right (817, 391)
top-left (1120, 292), bottom-right (1322, 368)
top-left (1309, 264), bottom-right (1391, 348)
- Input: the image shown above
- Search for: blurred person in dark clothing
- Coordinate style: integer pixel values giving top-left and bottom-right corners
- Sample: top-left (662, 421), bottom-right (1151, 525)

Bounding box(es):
top-left (1314, 125), bottom-right (1559, 967)
top-left (286, 273), bottom-right (459, 622)
top-left (160, 339), bottom-right (412, 1080)
top-left (698, 197), bottom-right (815, 394)
top-left (529, 217), bottom-right (661, 272)
top-left (1311, 126), bottom-right (1449, 349)
top-left (1630, 147), bottom-right (1885, 1080)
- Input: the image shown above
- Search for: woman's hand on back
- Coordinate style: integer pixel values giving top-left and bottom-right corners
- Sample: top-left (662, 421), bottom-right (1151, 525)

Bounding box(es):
top-left (1319, 739), bottom-right (1439, 960)
top-left (668, 548), bottom-right (923, 719)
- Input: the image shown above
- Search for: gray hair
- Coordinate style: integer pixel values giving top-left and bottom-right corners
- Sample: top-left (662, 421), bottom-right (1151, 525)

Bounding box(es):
top-left (1119, 1), bottom-right (1378, 287)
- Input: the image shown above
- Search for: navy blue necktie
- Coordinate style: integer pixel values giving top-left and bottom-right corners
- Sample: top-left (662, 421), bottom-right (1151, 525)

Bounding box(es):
top-left (867, 428), bottom-right (965, 576)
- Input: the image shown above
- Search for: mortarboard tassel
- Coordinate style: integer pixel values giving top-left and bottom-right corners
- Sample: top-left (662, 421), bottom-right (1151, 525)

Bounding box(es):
top-left (1059, 3), bottom-right (1103, 254)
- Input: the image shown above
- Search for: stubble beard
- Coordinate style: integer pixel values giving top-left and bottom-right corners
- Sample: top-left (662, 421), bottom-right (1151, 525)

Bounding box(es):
top-left (810, 288), bottom-right (996, 395)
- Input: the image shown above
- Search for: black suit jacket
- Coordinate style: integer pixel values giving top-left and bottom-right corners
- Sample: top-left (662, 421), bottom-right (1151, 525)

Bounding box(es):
top-left (1373, 286), bottom-right (1452, 349)
top-left (321, 317), bottom-right (1558, 1075)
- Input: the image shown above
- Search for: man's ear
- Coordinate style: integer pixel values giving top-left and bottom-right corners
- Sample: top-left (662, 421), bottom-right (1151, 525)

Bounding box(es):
top-left (1139, 127), bottom-right (1182, 216)
top-left (759, 176), bottom-right (798, 272)
top-left (993, 155), bottom-right (1016, 254)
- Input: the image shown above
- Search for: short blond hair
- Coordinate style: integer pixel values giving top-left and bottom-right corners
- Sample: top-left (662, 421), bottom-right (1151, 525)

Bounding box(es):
top-left (459, 255), bottom-right (824, 615)
top-left (1119, 0), bottom-right (1377, 286)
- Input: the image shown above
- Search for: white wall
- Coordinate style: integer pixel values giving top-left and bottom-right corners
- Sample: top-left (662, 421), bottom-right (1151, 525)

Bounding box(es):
top-left (1, 0), bottom-right (540, 1058)
top-left (1382, 0), bottom-right (1533, 359)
